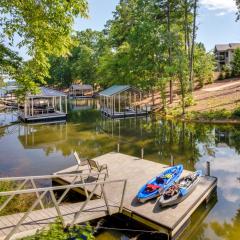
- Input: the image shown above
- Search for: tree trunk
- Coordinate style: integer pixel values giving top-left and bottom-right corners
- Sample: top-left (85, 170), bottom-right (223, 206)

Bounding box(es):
top-left (167, 0), bottom-right (173, 104)
top-left (189, 0), bottom-right (198, 93)
top-left (151, 88), bottom-right (155, 107)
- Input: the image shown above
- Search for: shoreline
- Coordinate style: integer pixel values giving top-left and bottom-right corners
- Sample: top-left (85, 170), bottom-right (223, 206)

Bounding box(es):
top-left (156, 111), bottom-right (240, 125)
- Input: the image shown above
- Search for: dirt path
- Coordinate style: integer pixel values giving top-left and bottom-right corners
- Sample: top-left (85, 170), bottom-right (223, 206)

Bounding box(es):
top-left (202, 79), bottom-right (240, 92)
top-left (187, 78), bottom-right (240, 112)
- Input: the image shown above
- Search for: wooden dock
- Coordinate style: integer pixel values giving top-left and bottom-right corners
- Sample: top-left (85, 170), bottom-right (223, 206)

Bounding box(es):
top-left (0, 199), bottom-right (119, 240)
top-left (55, 152), bottom-right (217, 239)
top-left (0, 153), bottom-right (217, 240)
top-left (18, 112), bottom-right (67, 123)
top-left (101, 109), bottom-right (150, 119)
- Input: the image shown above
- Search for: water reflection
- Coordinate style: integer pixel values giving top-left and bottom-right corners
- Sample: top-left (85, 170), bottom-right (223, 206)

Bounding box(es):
top-left (69, 98), bottom-right (99, 111)
top-left (0, 100), bottom-right (239, 239)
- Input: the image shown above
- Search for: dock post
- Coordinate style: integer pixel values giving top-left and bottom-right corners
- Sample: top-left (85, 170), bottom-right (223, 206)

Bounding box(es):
top-left (170, 155), bottom-right (174, 166)
top-left (206, 161), bottom-right (211, 176)
top-left (141, 148), bottom-right (144, 159)
top-left (117, 143), bottom-right (120, 153)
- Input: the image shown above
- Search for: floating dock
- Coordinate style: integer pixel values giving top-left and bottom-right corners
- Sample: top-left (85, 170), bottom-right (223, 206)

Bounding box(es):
top-left (101, 108), bottom-right (150, 119)
top-left (18, 112), bottom-right (67, 123)
top-left (55, 152), bottom-right (217, 239)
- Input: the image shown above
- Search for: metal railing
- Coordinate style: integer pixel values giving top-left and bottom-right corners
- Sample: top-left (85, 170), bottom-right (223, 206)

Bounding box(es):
top-left (0, 172), bottom-right (127, 240)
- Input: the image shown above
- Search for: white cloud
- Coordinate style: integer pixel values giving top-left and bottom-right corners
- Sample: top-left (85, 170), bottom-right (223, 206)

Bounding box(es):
top-left (200, 0), bottom-right (237, 15)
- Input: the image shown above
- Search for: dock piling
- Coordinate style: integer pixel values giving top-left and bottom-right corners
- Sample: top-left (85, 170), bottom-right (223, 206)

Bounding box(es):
top-left (206, 161), bottom-right (211, 176)
top-left (117, 143), bottom-right (120, 153)
top-left (141, 148), bottom-right (144, 159)
top-left (170, 155), bottom-right (174, 166)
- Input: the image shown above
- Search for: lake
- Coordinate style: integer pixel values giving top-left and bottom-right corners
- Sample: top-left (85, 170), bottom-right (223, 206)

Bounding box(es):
top-left (0, 99), bottom-right (239, 240)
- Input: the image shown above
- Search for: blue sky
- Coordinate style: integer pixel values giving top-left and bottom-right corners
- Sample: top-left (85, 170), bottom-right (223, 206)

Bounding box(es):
top-left (74, 0), bottom-right (240, 51)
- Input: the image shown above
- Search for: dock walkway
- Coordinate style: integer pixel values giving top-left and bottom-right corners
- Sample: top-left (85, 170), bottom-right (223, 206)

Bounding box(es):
top-left (0, 199), bottom-right (119, 240)
top-left (0, 172), bottom-right (126, 240)
top-left (55, 152), bottom-right (217, 239)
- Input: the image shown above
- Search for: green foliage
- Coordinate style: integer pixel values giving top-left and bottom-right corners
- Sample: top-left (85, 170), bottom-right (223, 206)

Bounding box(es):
top-left (232, 108), bottom-right (240, 117)
top-left (236, 0), bottom-right (240, 20)
top-left (0, 181), bottom-right (39, 216)
top-left (220, 65), bottom-right (232, 79)
top-left (185, 94), bottom-right (196, 107)
top-left (184, 109), bottom-right (232, 120)
top-left (194, 44), bottom-right (215, 87)
top-left (0, 0), bottom-right (88, 93)
top-left (231, 48), bottom-right (240, 77)
top-left (47, 30), bottom-right (107, 88)
top-left (175, 53), bottom-right (190, 115)
top-left (45, 0), bottom-right (213, 116)
top-left (0, 43), bottom-right (22, 76)
top-left (21, 219), bottom-right (94, 240)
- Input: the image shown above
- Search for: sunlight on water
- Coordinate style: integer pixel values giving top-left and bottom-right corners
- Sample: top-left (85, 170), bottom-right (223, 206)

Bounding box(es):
top-left (0, 99), bottom-right (239, 239)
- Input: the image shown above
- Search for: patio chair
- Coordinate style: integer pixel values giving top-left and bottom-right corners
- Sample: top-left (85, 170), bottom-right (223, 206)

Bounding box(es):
top-left (87, 159), bottom-right (109, 178)
top-left (73, 151), bottom-right (89, 171)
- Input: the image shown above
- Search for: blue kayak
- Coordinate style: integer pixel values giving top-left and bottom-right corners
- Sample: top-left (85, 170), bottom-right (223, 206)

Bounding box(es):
top-left (137, 164), bottom-right (183, 203)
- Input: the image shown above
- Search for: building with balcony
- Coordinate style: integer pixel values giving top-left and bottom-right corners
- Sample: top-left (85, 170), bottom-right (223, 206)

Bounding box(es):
top-left (215, 43), bottom-right (240, 71)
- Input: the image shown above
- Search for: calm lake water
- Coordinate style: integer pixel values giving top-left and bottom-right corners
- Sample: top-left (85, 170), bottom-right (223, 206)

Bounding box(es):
top-left (0, 99), bottom-right (239, 240)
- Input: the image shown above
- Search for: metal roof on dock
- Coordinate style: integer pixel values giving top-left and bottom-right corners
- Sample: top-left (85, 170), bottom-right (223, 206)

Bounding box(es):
top-left (28, 87), bottom-right (67, 98)
top-left (70, 84), bottom-right (93, 90)
top-left (99, 85), bottom-right (138, 97)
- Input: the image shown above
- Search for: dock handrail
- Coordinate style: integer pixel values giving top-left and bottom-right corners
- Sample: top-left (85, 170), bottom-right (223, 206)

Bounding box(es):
top-left (0, 173), bottom-right (127, 240)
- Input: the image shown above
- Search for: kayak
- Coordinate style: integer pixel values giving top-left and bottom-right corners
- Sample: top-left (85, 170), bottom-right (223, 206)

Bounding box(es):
top-left (137, 164), bottom-right (183, 203)
top-left (159, 170), bottom-right (202, 207)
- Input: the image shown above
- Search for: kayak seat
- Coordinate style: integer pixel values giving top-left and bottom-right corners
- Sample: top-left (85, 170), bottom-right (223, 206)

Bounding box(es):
top-left (156, 177), bottom-right (164, 184)
top-left (146, 184), bottom-right (161, 192)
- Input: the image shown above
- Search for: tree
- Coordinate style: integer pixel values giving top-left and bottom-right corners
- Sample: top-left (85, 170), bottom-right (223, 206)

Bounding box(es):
top-left (47, 56), bottom-right (72, 88)
top-left (189, 0), bottom-right (198, 92)
top-left (70, 30), bottom-right (107, 86)
top-left (194, 44), bottom-right (215, 87)
top-left (236, 0), bottom-right (240, 20)
top-left (175, 53), bottom-right (189, 115)
top-left (0, 43), bottom-right (22, 76)
top-left (0, 0), bottom-right (88, 94)
top-left (46, 29), bottom-right (108, 88)
top-left (231, 48), bottom-right (240, 77)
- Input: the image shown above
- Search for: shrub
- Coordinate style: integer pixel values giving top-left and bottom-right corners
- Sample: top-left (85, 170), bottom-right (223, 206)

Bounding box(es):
top-left (21, 219), bottom-right (94, 240)
top-left (185, 94), bottom-right (196, 107)
top-left (233, 108), bottom-right (240, 117)
top-left (219, 71), bottom-right (225, 80)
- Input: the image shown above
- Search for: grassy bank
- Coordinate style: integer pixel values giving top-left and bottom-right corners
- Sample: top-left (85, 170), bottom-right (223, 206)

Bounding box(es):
top-left (163, 107), bottom-right (240, 124)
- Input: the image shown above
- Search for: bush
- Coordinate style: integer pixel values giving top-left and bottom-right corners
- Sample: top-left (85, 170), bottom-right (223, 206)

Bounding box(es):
top-left (198, 109), bottom-right (231, 120)
top-left (233, 108), bottom-right (240, 117)
top-left (21, 219), bottom-right (94, 240)
top-left (185, 94), bottom-right (196, 107)
top-left (219, 71), bottom-right (225, 80)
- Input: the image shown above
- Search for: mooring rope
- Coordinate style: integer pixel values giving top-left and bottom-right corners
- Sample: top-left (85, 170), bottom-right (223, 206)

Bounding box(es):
top-left (76, 224), bottom-right (161, 234)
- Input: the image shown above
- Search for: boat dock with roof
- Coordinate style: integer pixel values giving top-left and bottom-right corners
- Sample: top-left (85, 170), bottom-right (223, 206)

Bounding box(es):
top-left (18, 87), bottom-right (68, 123)
top-left (99, 85), bottom-right (151, 119)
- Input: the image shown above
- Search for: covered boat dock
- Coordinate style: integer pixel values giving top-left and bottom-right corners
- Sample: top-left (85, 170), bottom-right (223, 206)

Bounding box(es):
top-left (69, 84), bottom-right (94, 98)
top-left (18, 87), bottom-right (67, 123)
top-left (99, 85), bottom-right (151, 119)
